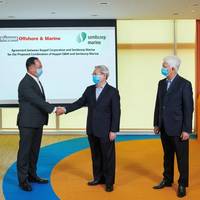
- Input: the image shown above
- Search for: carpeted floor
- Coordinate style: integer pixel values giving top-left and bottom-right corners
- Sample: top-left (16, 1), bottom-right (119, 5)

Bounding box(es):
top-left (2, 135), bottom-right (200, 200)
top-left (51, 138), bottom-right (200, 200)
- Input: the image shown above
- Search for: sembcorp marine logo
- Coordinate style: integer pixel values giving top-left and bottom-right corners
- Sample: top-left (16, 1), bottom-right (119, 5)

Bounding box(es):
top-left (76, 32), bottom-right (87, 43)
top-left (76, 32), bottom-right (106, 45)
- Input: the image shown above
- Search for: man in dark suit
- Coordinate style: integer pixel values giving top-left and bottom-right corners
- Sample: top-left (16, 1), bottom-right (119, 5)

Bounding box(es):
top-left (17, 57), bottom-right (61, 191)
top-left (58, 65), bottom-right (121, 192)
top-left (153, 55), bottom-right (193, 198)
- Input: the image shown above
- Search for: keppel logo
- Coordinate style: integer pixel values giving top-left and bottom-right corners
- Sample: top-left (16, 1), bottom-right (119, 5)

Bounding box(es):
top-left (77, 32), bottom-right (87, 43)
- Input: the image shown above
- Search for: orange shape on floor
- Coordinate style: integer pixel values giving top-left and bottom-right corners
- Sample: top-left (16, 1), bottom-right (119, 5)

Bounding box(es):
top-left (51, 139), bottom-right (200, 200)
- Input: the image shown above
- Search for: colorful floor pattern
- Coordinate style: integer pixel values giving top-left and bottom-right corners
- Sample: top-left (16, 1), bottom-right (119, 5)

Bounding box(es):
top-left (2, 135), bottom-right (200, 200)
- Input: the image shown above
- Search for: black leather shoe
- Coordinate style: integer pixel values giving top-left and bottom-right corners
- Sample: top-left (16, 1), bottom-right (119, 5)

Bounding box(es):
top-left (153, 180), bottom-right (172, 189)
top-left (177, 185), bottom-right (186, 198)
top-left (19, 181), bottom-right (32, 192)
top-left (28, 176), bottom-right (49, 184)
top-left (105, 185), bottom-right (113, 192)
top-left (88, 179), bottom-right (105, 186)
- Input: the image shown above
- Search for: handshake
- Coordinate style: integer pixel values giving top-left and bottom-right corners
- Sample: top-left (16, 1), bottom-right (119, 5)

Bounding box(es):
top-left (55, 106), bottom-right (66, 116)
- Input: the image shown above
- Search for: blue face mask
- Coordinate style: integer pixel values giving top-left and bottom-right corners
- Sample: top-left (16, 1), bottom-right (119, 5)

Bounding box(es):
top-left (36, 68), bottom-right (43, 77)
top-left (161, 67), bottom-right (169, 76)
top-left (92, 75), bottom-right (101, 84)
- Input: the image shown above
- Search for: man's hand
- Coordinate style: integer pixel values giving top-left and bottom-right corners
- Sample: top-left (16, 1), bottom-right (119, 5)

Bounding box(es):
top-left (56, 107), bottom-right (66, 116)
top-left (109, 131), bottom-right (116, 141)
top-left (181, 131), bottom-right (190, 141)
top-left (154, 126), bottom-right (160, 134)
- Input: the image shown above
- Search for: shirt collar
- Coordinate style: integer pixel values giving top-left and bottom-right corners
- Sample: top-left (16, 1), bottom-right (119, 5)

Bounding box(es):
top-left (96, 82), bottom-right (107, 89)
top-left (166, 73), bottom-right (177, 83)
top-left (27, 72), bottom-right (39, 82)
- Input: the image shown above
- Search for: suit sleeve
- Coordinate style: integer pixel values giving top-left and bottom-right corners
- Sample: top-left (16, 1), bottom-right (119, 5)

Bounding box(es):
top-left (19, 83), bottom-right (54, 113)
top-left (111, 89), bottom-right (121, 132)
top-left (153, 82), bottom-right (160, 127)
top-left (65, 88), bottom-right (88, 113)
top-left (182, 81), bottom-right (194, 133)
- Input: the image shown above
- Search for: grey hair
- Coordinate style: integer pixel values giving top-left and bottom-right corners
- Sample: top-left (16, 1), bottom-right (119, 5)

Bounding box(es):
top-left (163, 55), bottom-right (181, 72)
top-left (95, 65), bottom-right (109, 79)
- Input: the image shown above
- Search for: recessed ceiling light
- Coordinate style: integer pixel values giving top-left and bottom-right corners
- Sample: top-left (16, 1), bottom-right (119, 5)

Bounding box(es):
top-left (51, 11), bottom-right (56, 14)
top-left (8, 16), bottom-right (15, 19)
top-left (91, 14), bottom-right (98, 16)
top-left (100, 2), bottom-right (108, 5)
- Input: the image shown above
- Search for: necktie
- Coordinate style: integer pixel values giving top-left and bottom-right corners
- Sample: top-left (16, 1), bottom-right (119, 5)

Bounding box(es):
top-left (96, 87), bottom-right (102, 100)
top-left (166, 80), bottom-right (171, 91)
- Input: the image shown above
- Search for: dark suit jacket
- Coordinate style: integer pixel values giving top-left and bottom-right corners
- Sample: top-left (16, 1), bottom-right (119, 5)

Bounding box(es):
top-left (17, 74), bottom-right (54, 128)
top-left (154, 74), bottom-right (194, 136)
top-left (65, 83), bottom-right (121, 138)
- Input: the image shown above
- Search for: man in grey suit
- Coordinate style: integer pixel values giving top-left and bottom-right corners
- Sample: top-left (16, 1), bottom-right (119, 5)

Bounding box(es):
top-left (17, 57), bottom-right (62, 191)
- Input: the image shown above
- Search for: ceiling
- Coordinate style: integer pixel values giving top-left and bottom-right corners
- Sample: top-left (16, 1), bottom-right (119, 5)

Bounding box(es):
top-left (0, 0), bottom-right (200, 20)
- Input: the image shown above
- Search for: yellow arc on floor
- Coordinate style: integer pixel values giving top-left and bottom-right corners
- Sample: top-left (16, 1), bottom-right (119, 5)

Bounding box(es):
top-left (51, 139), bottom-right (200, 200)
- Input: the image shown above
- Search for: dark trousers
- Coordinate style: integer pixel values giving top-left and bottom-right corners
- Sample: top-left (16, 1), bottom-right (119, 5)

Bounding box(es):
top-left (160, 129), bottom-right (189, 187)
top-left (88, 134), bottom-right (116, 186)
top-left (17, 127), bottom-right (43, 183)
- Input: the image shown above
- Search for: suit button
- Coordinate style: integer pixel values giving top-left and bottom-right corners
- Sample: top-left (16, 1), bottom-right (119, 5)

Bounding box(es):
top-left (163, 106), bottom-right (165, 110)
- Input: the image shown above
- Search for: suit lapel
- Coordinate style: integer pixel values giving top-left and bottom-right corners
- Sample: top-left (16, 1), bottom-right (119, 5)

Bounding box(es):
top-left (160, 79), bottom-right (167, 96)
top-left (26, 74), bottom-right (45, 99)
top-left (92, 85), bottom-right (97, 104)
top-left (38, 80), bottom-right (46, 99)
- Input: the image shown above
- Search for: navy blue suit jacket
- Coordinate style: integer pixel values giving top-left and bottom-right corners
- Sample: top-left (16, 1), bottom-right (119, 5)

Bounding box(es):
top-left (65, 83), bottom-right (121, 138)
top-left (154, 74), bottom-right (194, 136)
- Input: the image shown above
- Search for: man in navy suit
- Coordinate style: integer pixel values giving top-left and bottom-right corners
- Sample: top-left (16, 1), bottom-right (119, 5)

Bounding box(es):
top-left (58, 65), bottom-right (121, 192)
top-left (153, 55), bottom-right (193, 198)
